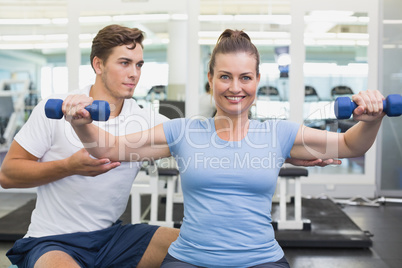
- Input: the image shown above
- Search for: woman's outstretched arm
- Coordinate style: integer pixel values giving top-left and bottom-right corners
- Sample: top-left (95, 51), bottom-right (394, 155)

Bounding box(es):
top-left (290, 90), bottom-right (385, 160)
top-left (63, 94), bottom-right (171, 162)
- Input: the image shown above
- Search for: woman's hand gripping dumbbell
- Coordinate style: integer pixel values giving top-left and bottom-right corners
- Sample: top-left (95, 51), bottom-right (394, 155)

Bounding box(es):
top-left (334, 93), bottom-right (402, 119)
top-left (45, 97), bottom-right (111, 121)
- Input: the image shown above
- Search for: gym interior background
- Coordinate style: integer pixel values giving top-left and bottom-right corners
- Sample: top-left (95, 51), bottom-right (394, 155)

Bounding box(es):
top-left (0, 0), bottom-right (401, 267)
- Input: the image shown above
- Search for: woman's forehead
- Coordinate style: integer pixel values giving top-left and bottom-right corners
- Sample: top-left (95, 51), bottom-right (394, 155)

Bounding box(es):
top-left (214, 52), bottom-right (257, 71)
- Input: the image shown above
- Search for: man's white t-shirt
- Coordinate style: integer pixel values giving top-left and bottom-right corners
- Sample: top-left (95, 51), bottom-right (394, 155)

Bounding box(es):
top-left (14, 85), bottom-right (168, 237)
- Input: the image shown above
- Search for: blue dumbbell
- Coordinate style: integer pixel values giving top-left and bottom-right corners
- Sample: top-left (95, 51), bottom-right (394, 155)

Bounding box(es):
top-left (334, 94), bottom-right (402, 119)
top-left (45, 99), bottom-right (110, 121)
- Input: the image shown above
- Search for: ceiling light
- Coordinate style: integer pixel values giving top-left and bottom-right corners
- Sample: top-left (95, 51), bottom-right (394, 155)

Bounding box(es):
top-left (199, 15), bottom-right (233, 22)
top-left (358, 17), bottom-right (369, 23)
top-left (309, 10), bottom-right (354, 18)
top-left (80, 43), bottom-right (92, 49)
top-left (249, 32), bottom-right (290, 39)
top-left (305, 16), bottom-right (358, 23)
top-left (1, 35), bottom-right (45, 41)
top-left (383, 20), bottom-right (402, 24)
top-left (305, 11), bottom-right (359, 24)
top-left (234, 15), bottom-right (291, 24)
top-left (198, 31), bottom-right (222, 38)
top-left (171, 14), bottom-right (188, 20)
top-left (0, 18), bottom-right (51, 25)
top-left (382, 44), bottom-right (396, 49)
top-left (305, 33), bottom-right (337, 39)
top-left (79, 34), bottom-right (96, 40)
top-left (274, 39), bottom-right (291, 45)
top-left (35, 43), bottom-right (68, 49)
top-left (113, 14), bottom-right (170, 21)
top-left (0, 44), bottom-right (35, 49)
top-left (355, 41), bottom-right (369, 46)
top-left (45, 34), bottom-right (68, 41)
top-left (250, 40), bottom-right (275, 45)
top-left (315, 40), bottom-right (356, 46)
top-left (336, 33), bottom-right (369, 39)
top-left (52, 18), bottom-right (68, 24)
top-left (198, 39), bottom-right (218, 45)
top-left (79, 16), bottom-right (112, 23)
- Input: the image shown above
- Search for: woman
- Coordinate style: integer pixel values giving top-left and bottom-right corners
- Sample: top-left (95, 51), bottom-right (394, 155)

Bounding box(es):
top-left (64, 29), bottom-right (385, 268)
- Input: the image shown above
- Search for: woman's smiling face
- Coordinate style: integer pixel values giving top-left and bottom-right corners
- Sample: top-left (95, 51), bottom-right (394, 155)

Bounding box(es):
top-left (208, 52), bottom-right (260, 117)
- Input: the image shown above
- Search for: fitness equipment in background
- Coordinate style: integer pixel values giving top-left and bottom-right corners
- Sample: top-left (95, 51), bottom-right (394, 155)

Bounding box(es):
top-left (44, 99), bottom-right (111, 121)
top-left (334, 94), bottom-right (402, 119)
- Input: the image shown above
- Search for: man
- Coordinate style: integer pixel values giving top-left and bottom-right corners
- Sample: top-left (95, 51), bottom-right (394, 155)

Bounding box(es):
top-left (0, 24), bottom-right (179, 268)
top-left (0, 24), bottom-right (338, 267)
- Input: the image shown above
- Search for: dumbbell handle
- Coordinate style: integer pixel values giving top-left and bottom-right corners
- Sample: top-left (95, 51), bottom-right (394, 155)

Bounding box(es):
top-left (334, 94), bottom-right (402, 119)
top-left (45, 99), bottom-right (111, 121)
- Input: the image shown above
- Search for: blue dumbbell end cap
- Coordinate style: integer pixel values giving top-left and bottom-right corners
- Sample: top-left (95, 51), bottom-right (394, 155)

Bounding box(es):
top-left (89, 100), bottom-right (111, 121)
top-left (45, 99), bottom-right (64, 119)
top-left (334, 97), bottom-right (354, 119)
top-left (386, 94), bottom-right (402, 117)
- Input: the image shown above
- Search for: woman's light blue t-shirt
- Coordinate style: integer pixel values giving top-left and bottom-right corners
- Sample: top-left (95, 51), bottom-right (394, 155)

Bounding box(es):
top-left (163, 118), bottom-right (299, 268)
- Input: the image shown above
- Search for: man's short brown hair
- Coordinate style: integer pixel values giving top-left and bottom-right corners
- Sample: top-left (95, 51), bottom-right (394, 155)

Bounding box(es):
top-left (90, 24), bottom-right (144, 71)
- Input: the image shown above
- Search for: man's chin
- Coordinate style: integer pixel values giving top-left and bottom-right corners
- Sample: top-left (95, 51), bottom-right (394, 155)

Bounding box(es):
top-left (124, 90), bottom-right (135, 99)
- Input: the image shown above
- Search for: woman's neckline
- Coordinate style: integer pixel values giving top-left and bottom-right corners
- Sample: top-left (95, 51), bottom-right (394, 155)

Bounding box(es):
top-left (212, 117), bottom-right (251, 142)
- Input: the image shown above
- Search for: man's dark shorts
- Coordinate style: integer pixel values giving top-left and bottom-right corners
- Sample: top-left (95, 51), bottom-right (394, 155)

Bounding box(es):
top-left (6, 221), bottom-right (159, 268)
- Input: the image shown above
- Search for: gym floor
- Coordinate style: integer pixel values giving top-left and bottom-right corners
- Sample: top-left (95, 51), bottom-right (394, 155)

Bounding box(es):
top-left (0, 192), bottom-right (401, 268)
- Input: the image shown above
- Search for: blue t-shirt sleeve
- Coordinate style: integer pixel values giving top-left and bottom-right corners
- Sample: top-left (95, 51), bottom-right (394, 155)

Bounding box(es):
top-left (276, 120), bottom-right (300, 158)
top-left (162, 118), bottom-right (187, 155)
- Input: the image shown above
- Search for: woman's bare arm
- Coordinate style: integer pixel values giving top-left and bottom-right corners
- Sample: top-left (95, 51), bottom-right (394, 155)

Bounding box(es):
top-left (64, 94), bottom-right (171, 162)
top-left (290, 90), bottom-right (385, 160)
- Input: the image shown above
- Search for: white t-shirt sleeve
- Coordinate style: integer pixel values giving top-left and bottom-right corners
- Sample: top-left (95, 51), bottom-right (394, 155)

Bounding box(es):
top-left (14, 99), bottom-right (53, 158)
top-left (154, 112), bottom-right (170, 125)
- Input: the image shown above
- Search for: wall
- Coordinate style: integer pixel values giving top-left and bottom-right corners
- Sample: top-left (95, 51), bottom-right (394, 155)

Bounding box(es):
top-left (377, 0), bottom-right (402, 196)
